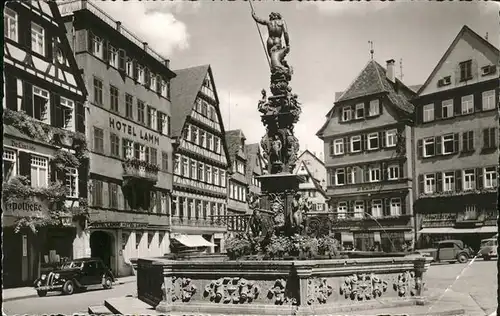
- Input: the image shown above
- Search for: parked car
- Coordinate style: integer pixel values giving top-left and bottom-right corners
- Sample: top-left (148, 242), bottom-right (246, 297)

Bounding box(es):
top-left (478, 237), bottom-right (498, 261)
top-left (33, 257), bottom-right (115, 297)
top-left (415, 240), bottom-right (474, 264)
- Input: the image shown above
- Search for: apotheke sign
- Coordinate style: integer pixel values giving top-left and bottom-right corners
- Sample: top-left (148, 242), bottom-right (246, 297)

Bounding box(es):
top-left (109, 117), bottom-right (160, 146)
top-left (3, 198), bottom-right (50, 218)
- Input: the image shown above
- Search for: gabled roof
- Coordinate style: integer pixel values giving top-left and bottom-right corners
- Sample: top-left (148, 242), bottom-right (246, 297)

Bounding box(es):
top-left (316, 59), bottom-right (416, 138)
top-left (297, 149), bottom-right (324, 167)
top-left (225, 129), bottom-right (246, 163)
top-left (417, 25), bottom-right (500, 95)
top-left (170, 65), bottom-right (211, 138)
top-left (296, 161), bottom-right (327, 198)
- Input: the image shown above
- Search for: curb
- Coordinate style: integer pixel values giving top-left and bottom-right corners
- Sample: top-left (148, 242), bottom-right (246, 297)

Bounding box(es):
top-left (3, 278), bottom-right (136, 303)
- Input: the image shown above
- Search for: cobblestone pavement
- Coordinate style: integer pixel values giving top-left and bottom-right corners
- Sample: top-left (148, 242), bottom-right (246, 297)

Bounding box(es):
top-left (2, 260), bottom-right (496, 315)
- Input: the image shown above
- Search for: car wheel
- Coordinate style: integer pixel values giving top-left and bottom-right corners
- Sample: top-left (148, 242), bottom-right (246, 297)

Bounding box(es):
top-left (103, 276), bottom-right (113, 289)
top-left (62, 280), bottom-right (75, 295)
top-left (457, 254), bottom-right (468, 263)
top-left (483, 255), bottom-right (491, 261)
top-left (37, 290), bottom-right (47, 297)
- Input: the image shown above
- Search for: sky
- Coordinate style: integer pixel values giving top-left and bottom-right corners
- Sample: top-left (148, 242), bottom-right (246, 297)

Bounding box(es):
top-left (95, 1), bottom-right (499, 161)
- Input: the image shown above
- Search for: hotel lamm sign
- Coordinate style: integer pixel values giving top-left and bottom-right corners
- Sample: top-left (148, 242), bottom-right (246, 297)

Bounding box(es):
top-left (109, 117), bottom-right (160, 146)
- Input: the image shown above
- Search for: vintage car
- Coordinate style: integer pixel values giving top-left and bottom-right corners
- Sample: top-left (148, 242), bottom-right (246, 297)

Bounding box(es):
top-left (33, 257), bottom-right (115, 297)
top-left (415, 240), bottom-right (474, 264)
top-left (478, 237), bottom-right (498, 260)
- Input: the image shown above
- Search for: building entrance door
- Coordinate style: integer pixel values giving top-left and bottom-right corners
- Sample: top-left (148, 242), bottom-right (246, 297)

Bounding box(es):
top-left (90, 231), bottom-right (114, 273)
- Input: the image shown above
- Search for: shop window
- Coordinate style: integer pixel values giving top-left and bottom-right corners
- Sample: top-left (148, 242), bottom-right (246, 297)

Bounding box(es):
top-left (65, 168), bottom-right (79, 198)
top-left (3, 149), bottom-right (17, 181)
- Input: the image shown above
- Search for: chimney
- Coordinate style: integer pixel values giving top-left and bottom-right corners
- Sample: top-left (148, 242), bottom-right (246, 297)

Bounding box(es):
top-left (163, 59), bottom-right (170, 68)
top-left (386, 59), bottom-right (396, 83)
top-left (116, 21), bottom-right (121, 31)
top-left (143, 42), bottom-right (148, 51)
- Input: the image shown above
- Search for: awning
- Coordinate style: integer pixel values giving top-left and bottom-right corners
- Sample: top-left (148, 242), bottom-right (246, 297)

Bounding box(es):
top-left (341, 232), bottom-right (354, 243)
top-left (172, 234), bottom-right (215, 248)
top-left (419, 227), bottom-right (498, 234)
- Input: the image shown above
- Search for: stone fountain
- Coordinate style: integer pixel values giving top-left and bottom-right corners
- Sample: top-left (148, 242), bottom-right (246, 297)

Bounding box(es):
top-left (121, 10), bottom-right (438, 316)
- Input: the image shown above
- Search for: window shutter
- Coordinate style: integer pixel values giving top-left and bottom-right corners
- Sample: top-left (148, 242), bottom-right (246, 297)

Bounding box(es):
top-left (384, 198), bottom-right (390, 216)
top-left (133, 61), bottom-right (139, 80)
top-left (491, 128), bottom-right (497, 148)
top-left (381, 162), bottom-right (388, 180)
top-left (22, 82), bottom-right (33, 116)
top-left (45, 33), bottom-right (53, 59)
top-left (76, 102), bottom-right (86, 133)
top-left (167, 115), bottom-right (171, 136)
top-left (483, 128), bottom-right (489, 148)
top-left (469, 131), bottom-right (474, 150)
top-left (87, 31), bottom-right (94, 52)
top-left (435, 102), bottom-right (442, 119)
top-left (453, 133), bottom-right (459, 153)
top-left (364, 101), bottom-right (370, 117)
top-left (344, 137), bottom-right (350, 153)
top-left (436, 172), bottom-right (443, 192)
top-left (417, 139), bottom-right (423, 158)
top-left (118, 49), bottom-right (126, 71)
top-left (476, 168), bottom-right (483, 189)
top-left (416, 105), bottom-right (423, 124)
top-left (18, 152), bottom-right (32, 180)
top-left (361, 134), bottom-right (367, 151)
top-left (455, 170), bottom-right (462, 192)
top-left (54, 95), bottom-right (63, 128)
top-left (157, 111), bottom-right (162, 132)
top-left (379, 131), bottom-right (385, 148)
top-left (346, 167), bottom-right (352, 184)
top-left (461, 132), bottom-right (468, 152)
top-left (453, 96), bottom-right (461, 116)
top-left (418, 174), bottom-right (424, 195)
top-left (474, 91), bottom-right (482, 112)
top-left (6, 74), bottom-right (18, 111)
top-left (435, 136), bottom-right (442, 155)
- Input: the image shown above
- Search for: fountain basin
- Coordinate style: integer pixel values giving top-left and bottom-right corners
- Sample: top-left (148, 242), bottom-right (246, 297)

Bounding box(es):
top-left (137, 255), bottom-right (432, 316)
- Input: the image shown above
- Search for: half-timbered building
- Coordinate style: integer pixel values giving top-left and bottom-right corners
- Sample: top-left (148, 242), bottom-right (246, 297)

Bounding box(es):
top-left (3, 1), bottom-right (88, 287)
top-left (170, 65), bottom-right (231, 253)
top-left (226, 129), bottom-right (249, 215)
top-left (58, 0), bottom-right (176, 276)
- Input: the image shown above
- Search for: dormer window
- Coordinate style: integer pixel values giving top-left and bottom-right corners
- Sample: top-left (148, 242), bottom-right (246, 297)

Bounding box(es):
top-left (459, 60), bottom-right (472, 82)
top-left (369, 100), bottom-right (379, 116)
top-left (355, 103), bottom-right (364, 119)
top-left (341, 106), bottom-right (352, 122)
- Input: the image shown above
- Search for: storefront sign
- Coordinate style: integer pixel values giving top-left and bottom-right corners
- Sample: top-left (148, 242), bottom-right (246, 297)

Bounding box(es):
top-left (3, 198), bottom-right (50, 218)
top-left (422, 213), bottom-right (457, 221)
top-left (91, 221), bottom-right (149, 229)
top-left (109, 117), bottom-right (160, 146)
top-left (10, 140), bottom-right (37, 151)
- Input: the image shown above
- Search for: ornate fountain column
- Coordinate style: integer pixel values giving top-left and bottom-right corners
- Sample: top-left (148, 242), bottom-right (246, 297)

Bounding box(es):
top-left (251, 11), bottom-right (305, 237)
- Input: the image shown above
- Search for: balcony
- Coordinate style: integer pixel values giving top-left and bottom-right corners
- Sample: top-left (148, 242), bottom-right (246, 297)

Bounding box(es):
top-left (180, 140), bottom-right (227, 165)
top-left (173, 175), bottom-right (227, 196)
top-left (190, 111), bottom-right (221, 132)
top-left (123, 159), bottom-right (159, 184)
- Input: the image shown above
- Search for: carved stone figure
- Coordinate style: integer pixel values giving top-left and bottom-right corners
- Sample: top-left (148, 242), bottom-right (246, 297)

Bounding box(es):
top-left (340, 273), bottom-right (388, 301)
top-left (258, 89), bottom-right (272, 115)
top-left (289, 192), bottom-right (303, 233)
top-left (307, 278), bottom-right (333, 305)
top-left (204, 277), bottom-right (260, 304)
top-left (251, 11), bottom-right (290, 62)
top-left (270, 135), bottom-right (283, 164)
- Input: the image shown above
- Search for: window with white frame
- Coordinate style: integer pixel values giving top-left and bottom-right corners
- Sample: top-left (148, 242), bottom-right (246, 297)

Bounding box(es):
top-left (125, 58), bottom-right (133, 77)
top-left (354, 201), bottom-right (364, 218)
top-left (463, 169), bottom-right (475, 191)
top-left (334, 139), bottom-right (344, 155)
top-left (92, 34), bottom-right (102, 58)
top-left (200, 131), bottom-right (206, 148)
top-left (424, 174), bottom-right (435, 193)
top-left (190, 160), bottom-right (197, 180)
top-left (355, 103), bottom-right (364, 119)
top-left (390, 198), bottom-right (401, 216)
top-left (137, 65), bottom-right (145, 84)
top-left (461, 95), bottom-right (474, 114)
top-left (482, 90), bottom-right (495, 111)
top-left (386, 129), bottom-right (397, 147)
top-left (423, 104), bottom-right (434, 122)
top-left (60, 97), bottom-right (74, 130)
top-left (198, 162), bottom-right (204, 181)
top-left (31, 155), bottom-right (48, 188)
top-left (215, 137), bottom-right (221, 153)
top-left (3, 149), bottom-right (17, 181)
top-left (484, 167), bottom-right (497, 188)
top-left (371, 199), bottom-right (382, 217)
top-left (221, 170), bottom-right (226, 187)
top-left (208, 134), bottom-right (214, 151)
top-left (122, 139), bottom-right (133, 159)
top-left (443, 172), bottom-right (455, 192)
top-left (367, 133), bottom-right (379, 150)
top-left (4, 8), bottom-right (17, 41)
top-left (214, 168), bottom-right (219, 186)
top-left (161, 80), bottom-right (168, 98)
top-left (388, 165), bottom-right (400, 180)
top-left (369, 100), bottom-right (379, 116)
top-left (150, 75), bottom-right (157, 91)
top-left (181, 157), bottom-right (188, 176)
top-left (147, 106), bottom-right (157, 130)
top-left (423, 137), bottom-right (435, 157)
top-left (337, 202), bottom-right (347, 219)
top-left (442, 99), bottom-right (453, 118)
top-left (109, 45), bottom-right (118, 68)
top-left (206, 166), bottom-right (212, 184)
top-left (351, 135), bottom-right (362, 152)
top-left (65, 168), bottom-right (78, 198)
top-left (342, 107), bottom-right (352, 122)
top-left (174, 154), bottom-right (180, 175)
top-left (191, 126), bottom-right (198, 143)
top-left (33, 86), bottom-right (49, 122)
top-left (442, 134), bottom-right (454, 155)
top-left (336, 168), bottom-right (346, 185)
top-left (31, 22), bottom-right (45, 56)
top-left (369, 166), bottom-right (380, 182)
